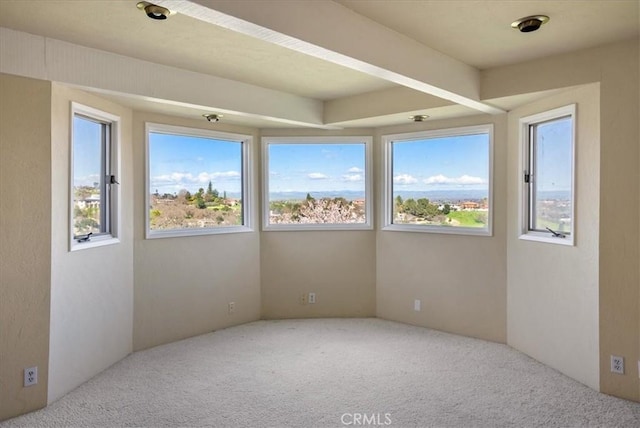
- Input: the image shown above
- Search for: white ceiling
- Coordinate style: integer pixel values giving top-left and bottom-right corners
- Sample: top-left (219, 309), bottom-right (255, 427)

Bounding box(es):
top-left (0, 0), bottom-right (394, 100)
top-left (335, 0), bottom-right (640, 70)
top-left (0, 0), bottom-right (637, 128)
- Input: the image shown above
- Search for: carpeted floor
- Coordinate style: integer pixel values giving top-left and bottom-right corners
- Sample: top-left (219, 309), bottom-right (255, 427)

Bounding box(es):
top-left (3, 318), bottom-right (640, 427)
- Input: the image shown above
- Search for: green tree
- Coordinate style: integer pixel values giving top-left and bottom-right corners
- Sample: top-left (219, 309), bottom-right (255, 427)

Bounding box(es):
top-left (395, 195), bottom-right (404, 213)
top-left (195, 194), bottom-right (206, 209)
top-left (205, 181), bottom-right (219, 202)
top-left (333, 197), bottom-right (348, 207)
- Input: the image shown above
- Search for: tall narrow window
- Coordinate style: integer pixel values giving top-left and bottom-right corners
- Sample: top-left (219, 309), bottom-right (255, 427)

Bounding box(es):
top-left (262, 137), bottom-right (372, 231)
top-left (383, 125), bottom-right (493, 236)
top-left (520, 104), bottom-right (575, 245)
top-left (146, 123), bottom-right (251, 238)
top-left (71, 103), bottom-right (120, 250)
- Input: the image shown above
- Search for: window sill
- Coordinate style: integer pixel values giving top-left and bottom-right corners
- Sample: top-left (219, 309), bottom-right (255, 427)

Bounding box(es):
top-left (263, 223), bottom-right (373, 232)
top-left (70, 236), bottom-right (120, 252)
top-left (146, 225), bottom-right (254, 239)
top-left (382, 223), bottom-right (492, 237)
top-left (519, 232), bottom-right (574, 246)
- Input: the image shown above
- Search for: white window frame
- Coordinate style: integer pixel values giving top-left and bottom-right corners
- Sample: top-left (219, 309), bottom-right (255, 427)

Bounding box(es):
top-left (262, 136), bottom-right (373, 231)
top-left (382, 124), bottom-right (494, 236)
top-left (70, 103), bottom-right (121, 251)
top-left (518, 104), bottom-right (576, 246)
top-left (145, 123), bottom-right (252, 239)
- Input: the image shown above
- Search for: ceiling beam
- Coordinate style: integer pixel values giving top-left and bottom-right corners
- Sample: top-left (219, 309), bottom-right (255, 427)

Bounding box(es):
top-left (157, 0), bottom-right (504, 115)
top-left (324, 87), bottom-right (454, 125)
top-left (0, 27), bottom-right (331, 129)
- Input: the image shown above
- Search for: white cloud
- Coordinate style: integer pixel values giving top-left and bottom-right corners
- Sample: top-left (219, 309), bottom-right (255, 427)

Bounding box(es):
top-left (423, 174), bottom-right (485, 185)
top-left (342, 173), bottom-right (363, 182)
top-left (393, 174), bottom-right (418, 185)
top-left (198, 171), bottom-right (241, 182)
top-left (308, 172), bottom-right (329, 180)
top-left (152, 171), bottom-right (240, 187)
top-left (153, 172), bottom-right (195, 183)
top-left (348, 167), bottom-right (363, 173)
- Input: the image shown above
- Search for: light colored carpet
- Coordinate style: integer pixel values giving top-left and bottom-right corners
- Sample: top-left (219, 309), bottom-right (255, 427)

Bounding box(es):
top-left (3, 318), bottom-right (640, 427)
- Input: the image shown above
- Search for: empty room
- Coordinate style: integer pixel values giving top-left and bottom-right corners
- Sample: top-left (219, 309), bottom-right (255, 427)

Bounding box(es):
top-left (1, 0), bottom-right (639, 426)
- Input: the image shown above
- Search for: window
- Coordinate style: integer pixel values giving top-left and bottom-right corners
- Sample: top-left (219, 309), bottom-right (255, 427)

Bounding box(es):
top-left (146, 123), bottom-right (251, 238)
top-left (520, 105), bottom-right (575, 245)
top-left (262, 137), bottom-right (372, 230)
top-left (383, 124), bottom-right (493, 236)
top-left (71, 103), bottom-right (120, 250)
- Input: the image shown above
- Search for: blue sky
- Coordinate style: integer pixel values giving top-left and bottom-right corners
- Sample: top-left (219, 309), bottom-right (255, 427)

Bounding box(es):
top-left (78, 125), bottom-right (569, 195)
top-left (146, 134), bottom-right (493, 195)
top-left (73, 116), bottom-right (103, 187)
top-left (149, 132), bottom-right (242, 195)
top-left (535, 117), bottom-right (572, 191)
top-left (392, 133), bottom-right (489, 191)
top-left (268, 143), bottom-right (366, 193)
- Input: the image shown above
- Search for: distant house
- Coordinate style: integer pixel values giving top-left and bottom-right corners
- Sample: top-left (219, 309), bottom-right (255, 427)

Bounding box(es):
top-left (76, 194), bottom-right (100, 209)
top-left (461, 201), bottom-right (479, 210)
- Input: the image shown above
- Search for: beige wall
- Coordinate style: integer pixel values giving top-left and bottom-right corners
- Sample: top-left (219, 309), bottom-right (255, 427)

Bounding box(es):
top-left (0, 74), bottom-right (51, 420)
top-left (48, 84), bottom-right (134, 403)
top-left (259, 128), bottom-right (377, 319)
top-left (507, 84), bottom-right (601, 391)
top-left (132, 112), bottom-right (261, 351)
top-left (374, 115), bottom-right (507, 343)
top-left (484, 39), bottom-right (640, 401)
top-left (261, 231), bottom-right (376, 318)
top-left (597, 40), bottom-right (639, 401)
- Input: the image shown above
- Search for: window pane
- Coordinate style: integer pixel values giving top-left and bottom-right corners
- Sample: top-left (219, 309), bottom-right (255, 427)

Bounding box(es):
top-left (531, 116), bottom-right (572, 234)
top-left (391, 133), bottom-right (490, 230)
top-left (148, 132), bottom-right (244, 231)
top-left (267, 143), bottom-right (367, 225)
top-left (73, 115), bottom-right (104, 236)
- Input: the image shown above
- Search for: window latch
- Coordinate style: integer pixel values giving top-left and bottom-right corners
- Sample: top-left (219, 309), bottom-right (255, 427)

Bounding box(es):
top-left (75, 232), bottom-right (93, 243)
top-left (546, 227), bottom-right (566, 238)
top-left (524, 172), bottom-right (530, 183)
top-left (109, 175), bottom-right (120, 185)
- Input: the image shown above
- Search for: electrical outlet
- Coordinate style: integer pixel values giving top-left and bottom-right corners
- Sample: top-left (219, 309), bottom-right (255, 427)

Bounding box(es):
top-left (228, 302), bottom-right (235, 314)
top-left (308, 293), bottom-right (316, 304)
top-left (24, 366), bottom-right (38, 387)
top-left (299, 293), bottom-right (307, 305)
top-left (611, 355), bottom-right (624, 374)
top-left (414, 299), bottom-right (421, 311)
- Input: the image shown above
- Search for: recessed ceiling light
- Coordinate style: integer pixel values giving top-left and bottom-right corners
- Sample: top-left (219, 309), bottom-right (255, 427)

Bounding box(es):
top-left (136, 2), bottom-right (172, 20)
top-left (203, 114), bottom-right (223, 123)
top-left (511, 15), bottom-right (550, 33)
top-left (409, 115), bottom-right (429, 122)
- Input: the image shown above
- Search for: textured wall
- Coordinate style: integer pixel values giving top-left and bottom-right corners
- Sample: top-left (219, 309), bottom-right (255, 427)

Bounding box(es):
top-left (132, 112), bottom-right (261, 351)
top-left (48, 84), bottom-right (134, 403)
top-left (261, 231), bottom-right (377, 318)
top-left (507, 84), bottom-right (601, 391)
top-left (597, 41), bottom-right (639, 400)
top-left (259, 128), bottom-right (376, 320)
top-left (484, 39), bottom-right (639, 401)
top-left (0, 74), bottom-right (51, 420)
top-left (374, 114), bottom-right (507, 343)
